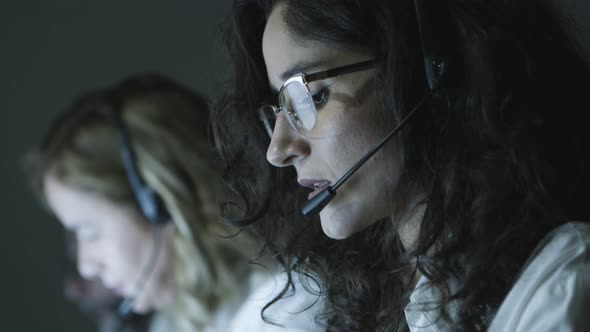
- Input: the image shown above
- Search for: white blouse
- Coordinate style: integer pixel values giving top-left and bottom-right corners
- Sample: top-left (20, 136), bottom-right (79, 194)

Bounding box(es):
top-left (405, 222), bottom-right (590, 331)
top-left (228, 271), bottom-right (326, 332)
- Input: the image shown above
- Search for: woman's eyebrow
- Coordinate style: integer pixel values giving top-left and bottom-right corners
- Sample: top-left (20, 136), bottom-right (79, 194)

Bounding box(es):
top-left (67, 223), bottom-right (82, 231)
top-left (65, 220), bottom-right (91, 231)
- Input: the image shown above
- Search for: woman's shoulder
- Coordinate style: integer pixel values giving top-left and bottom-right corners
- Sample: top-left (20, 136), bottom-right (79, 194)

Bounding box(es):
top-left (517, 222), bottom-right (589, 280)
top-left (488, 222), bottom-right (590, 331)
top-left (520, 222), bottom-right (590, 273)
top-left (146, 312), bottom-right (173, 332)
top-left (228, 270), bottom-right (326, 332)
top-left (532, 222), bottom-right (590, 256)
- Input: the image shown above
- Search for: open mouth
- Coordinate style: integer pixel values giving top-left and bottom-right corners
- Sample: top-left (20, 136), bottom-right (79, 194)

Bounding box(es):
top-left (298, 179), bottom-right (331, 200)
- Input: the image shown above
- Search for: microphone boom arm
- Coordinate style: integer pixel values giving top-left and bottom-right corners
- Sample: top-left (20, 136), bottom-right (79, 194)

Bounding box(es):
top-left (302, 94), bottom-right (431, 219)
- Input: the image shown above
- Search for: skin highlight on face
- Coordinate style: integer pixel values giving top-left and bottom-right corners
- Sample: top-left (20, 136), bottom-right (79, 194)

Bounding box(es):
top-left (43, 173), bottom-right (174, 314)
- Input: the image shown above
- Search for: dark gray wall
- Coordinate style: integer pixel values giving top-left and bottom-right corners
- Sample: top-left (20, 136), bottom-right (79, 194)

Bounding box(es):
top-left (1, 1), bottom-right (588, 332)
top-left (1, 1), bottom-right (230, 331)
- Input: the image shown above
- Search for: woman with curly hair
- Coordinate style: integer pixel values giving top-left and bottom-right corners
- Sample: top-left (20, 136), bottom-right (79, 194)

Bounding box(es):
top-left (212, 0), bottom-right (590, 330)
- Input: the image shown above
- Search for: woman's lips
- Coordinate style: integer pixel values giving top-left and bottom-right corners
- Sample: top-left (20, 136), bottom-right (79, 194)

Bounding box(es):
top-left (112, 286), bottom-right (126, 297)
top-left (104, 281), bottom-right (127, 297)
top-left (298, 179), bottom-right (332, 200)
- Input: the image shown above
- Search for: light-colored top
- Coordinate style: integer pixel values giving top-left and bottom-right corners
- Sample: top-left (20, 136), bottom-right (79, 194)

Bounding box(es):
top-left (228, 271), bottom-right (326, 332)
top-left (148, 270), bottom-right (325, 332)
top-left (148, 289), bottom-right (246, 332)
top-left (405, 222), bottom-right (590, 331)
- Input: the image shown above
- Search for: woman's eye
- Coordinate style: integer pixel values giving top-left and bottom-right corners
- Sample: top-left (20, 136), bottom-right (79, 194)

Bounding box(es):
top-left (311, 87), bottom-right (330, 109)
top-left (76, 227), bottom-right (99, 242)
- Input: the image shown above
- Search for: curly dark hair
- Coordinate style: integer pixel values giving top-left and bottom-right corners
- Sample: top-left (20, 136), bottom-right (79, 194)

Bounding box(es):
top-left (212, 0), bottom-right (590, 331)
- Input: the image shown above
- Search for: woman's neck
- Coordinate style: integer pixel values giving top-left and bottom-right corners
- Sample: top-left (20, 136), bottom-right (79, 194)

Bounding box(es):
top-left (396, 201), bottom-right (427, 251)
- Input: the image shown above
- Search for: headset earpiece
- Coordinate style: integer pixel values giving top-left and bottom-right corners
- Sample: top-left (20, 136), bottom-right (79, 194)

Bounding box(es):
top-left (111, 102), bottom-right (171, 226)
top-left (301, 0), bottom-right (457, 219)
top-left (414, 0), bottom-right (454, 93)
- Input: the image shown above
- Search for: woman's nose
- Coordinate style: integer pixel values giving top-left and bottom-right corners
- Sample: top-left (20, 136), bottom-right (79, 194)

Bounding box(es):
top-left (266, 112), bottom-right (310, 167)
top-left (77, 243), bottom-right (102, 279)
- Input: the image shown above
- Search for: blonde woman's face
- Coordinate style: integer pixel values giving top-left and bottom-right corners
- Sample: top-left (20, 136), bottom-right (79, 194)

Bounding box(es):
top-left (44, 174), bottom-right (174, 314)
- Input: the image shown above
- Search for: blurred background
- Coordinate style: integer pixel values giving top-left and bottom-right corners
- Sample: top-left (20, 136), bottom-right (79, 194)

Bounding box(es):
top-left (0, 0), bottom-right (588, 331)
top-left (1, 1), bottom-right (230, 330)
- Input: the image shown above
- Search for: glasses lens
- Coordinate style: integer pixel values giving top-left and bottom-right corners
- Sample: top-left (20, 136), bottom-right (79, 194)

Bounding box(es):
top-left (258, 105), bottom-right (277, 138)
top-left (279, 81), bottom-right (318, 132)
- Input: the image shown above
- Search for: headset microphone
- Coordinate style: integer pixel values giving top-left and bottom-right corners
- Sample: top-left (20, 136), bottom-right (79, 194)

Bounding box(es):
top-left (302, 0), bottom-right (450, 219)
top-left (116, 227), bottom-right (165, 318)
top-left (301, 96), bottom-right (430, 219)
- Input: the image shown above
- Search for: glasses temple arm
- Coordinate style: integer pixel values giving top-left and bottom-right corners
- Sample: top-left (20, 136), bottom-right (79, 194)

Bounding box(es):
top-left (306, 59), bottom-right (377, 82)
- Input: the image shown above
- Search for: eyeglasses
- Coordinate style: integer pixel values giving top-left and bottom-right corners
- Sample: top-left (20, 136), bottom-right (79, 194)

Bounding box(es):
top-left (258, 59), bottom-right (377, 137)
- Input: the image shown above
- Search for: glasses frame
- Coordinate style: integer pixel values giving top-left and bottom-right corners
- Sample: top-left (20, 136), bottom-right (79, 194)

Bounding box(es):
top-left (259, 59), bottom-right (377, 137)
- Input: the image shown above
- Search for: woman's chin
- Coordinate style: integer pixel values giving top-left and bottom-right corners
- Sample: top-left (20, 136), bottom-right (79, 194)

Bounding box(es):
top-left (132, 300), bottom-right (150, 314)
top-left (131, 293), bottom-right (159, 314)
top-left (320, 206), bottom-right (363, 240)
top-left (320, 199), bottom-right (388, 239)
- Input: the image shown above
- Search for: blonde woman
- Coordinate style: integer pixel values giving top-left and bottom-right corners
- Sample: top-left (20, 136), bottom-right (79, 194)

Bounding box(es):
top-left (27, 73), bottom-right (265, 332)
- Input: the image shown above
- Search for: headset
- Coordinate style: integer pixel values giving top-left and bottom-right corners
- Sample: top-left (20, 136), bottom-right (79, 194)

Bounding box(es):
top-left (110, 92), bottom-right (171, 226)
top-left (414, 0), bottom-right (454, 93)
top-left (302, 0), bottom-right (455, 218)
top-left (107, 88), bottom-right (171, 319)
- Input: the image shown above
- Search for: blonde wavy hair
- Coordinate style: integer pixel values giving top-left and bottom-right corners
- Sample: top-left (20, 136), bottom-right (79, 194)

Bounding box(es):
top-left (28, 74), bottom-right (256, 331)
